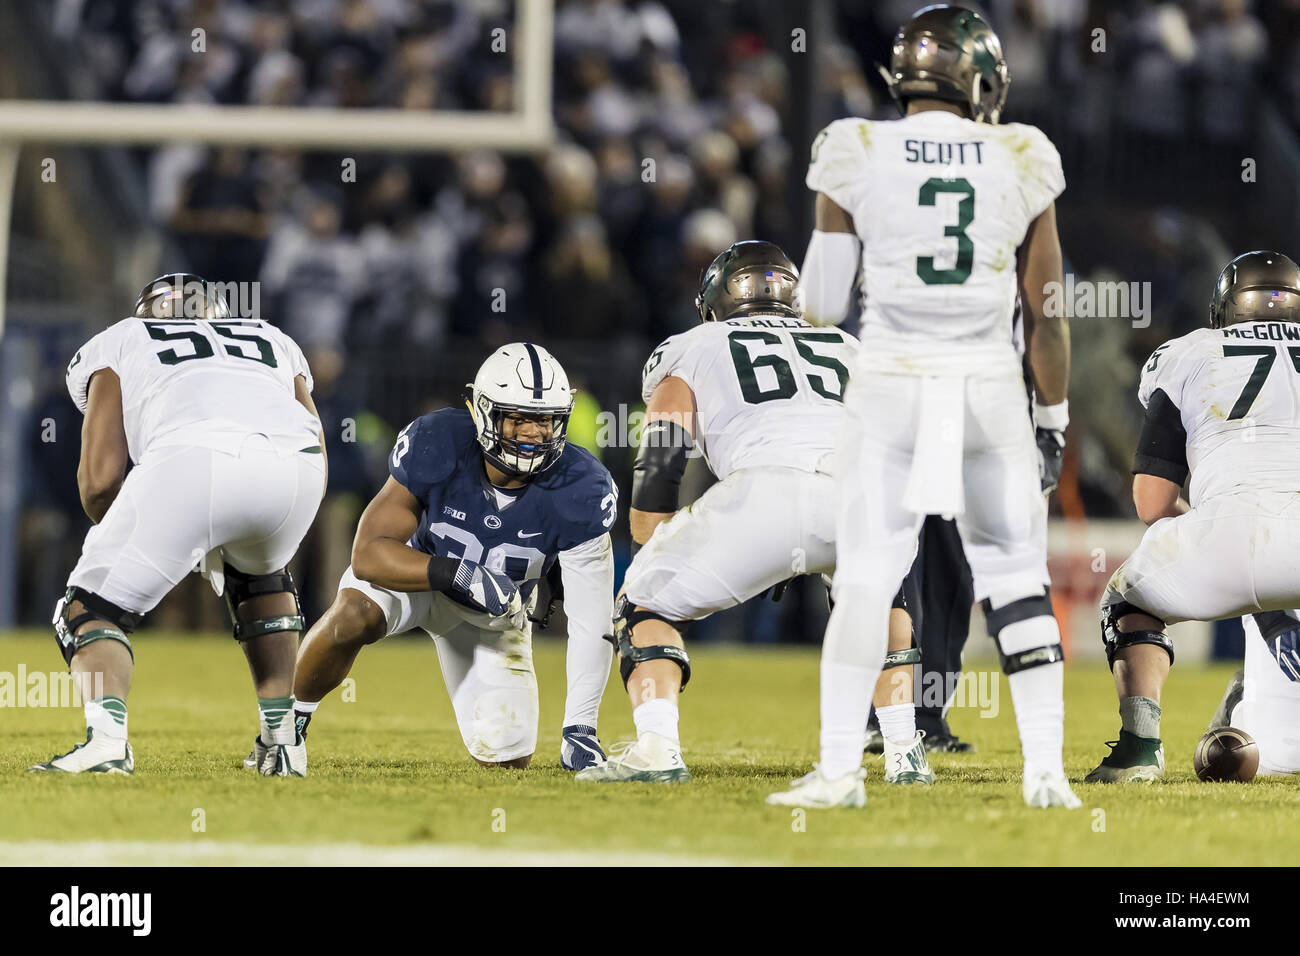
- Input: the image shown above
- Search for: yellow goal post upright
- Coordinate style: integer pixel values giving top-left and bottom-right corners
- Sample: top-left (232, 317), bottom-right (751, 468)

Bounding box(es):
top-left (0, 0), bottom-right (553, 628)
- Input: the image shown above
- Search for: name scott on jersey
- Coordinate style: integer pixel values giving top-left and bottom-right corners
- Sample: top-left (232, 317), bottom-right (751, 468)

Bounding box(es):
top-left (904, 139), bottom-right (984, 164)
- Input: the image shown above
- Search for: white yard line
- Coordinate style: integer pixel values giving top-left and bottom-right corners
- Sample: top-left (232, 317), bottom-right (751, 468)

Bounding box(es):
top-left (0, 840), bottom-right (756, 867)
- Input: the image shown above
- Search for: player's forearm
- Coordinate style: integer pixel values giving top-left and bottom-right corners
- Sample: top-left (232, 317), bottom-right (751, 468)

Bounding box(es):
top-left (78, 479), bottom-right (122, 524)
top-left (559, 548), bottom-right (616, 728)
top-left (351, 538), bottom-right (437, 592)
top-left (629, 509), bottom-right (673, 551)
top-left (798, 229), bottom-right (860, 327)
top-left (1028, 311), bottom-right (1070, 406)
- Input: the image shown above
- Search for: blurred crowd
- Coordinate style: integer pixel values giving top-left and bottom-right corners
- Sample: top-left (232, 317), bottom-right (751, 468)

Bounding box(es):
top-left (15, 0), bottom-right (1300, 632)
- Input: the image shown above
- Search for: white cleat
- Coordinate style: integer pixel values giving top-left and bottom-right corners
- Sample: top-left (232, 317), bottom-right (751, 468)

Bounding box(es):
top-left (259, 737), bottom-right (307, 777)
top-left (883, 731), bottom-right (937, 785)
top-left (1023, 771), bottom-right (1081, 808)
top-left (575, 732), bottom-right (690, 783)
top-left (766, 765), bottom-right (866, 809)
top-left (242, 736), bottom-right (268, 770)
top-left (28, 729), bottom-right (134, 775)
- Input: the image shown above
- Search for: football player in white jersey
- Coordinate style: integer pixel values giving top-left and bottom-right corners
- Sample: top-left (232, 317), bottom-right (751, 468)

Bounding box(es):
top-left (1087, 251), bottom-right (1300, 782)
top-left (577, 241), bottom-right (933, 790)
top-left (29, 275), bottom-right (326, 777)
top-left (1205, 612), bottom-right (1300, 777)
top-left (769, 5), bottom-right (1078, 809)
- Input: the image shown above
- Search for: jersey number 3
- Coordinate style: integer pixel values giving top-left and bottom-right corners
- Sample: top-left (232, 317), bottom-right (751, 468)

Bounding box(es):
top-left (917, 177), bottom-right (974, 286)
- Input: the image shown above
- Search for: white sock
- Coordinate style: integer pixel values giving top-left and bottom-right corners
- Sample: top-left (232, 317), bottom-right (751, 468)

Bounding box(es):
top-left (633, 698), bottom-right (680, 748)
top-left (819, 590), bottom-right (889, 779)
top-left (295, 699), bottom-right (320, 714)
top-left (1000, 618), bottom-right (1066, 778)
top-left (258, 695), bottom-right (297, 746)
top-left (876, 702), bottom-right (916, 745)
top-left (85, 696), bottom-right (128, 741)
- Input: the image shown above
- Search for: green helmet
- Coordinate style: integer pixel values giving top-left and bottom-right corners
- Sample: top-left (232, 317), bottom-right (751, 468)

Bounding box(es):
top-left (881, 4), bottom-right (1009, 124)
top-left (695, 241), bottom-right (800, 323)
top-left (1209, 251), bottom-right (1300, 329)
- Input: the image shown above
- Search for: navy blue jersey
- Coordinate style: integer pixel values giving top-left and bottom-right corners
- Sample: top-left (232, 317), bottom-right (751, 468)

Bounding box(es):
top-left (389, 408), bottom-right (617, 603)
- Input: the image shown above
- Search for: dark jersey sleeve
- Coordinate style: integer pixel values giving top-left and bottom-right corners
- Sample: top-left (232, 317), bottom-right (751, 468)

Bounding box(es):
top-left (1132, 388), bottom-right (1189, 485)
top-left (552, 448), bottom-right (619, 549)
top-left (388, 412), bottom-right (457, 500)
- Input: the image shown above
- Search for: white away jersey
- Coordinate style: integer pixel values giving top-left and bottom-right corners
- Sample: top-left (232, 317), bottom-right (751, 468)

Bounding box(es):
top-left (1138, 321), bottom-right (1300, 506)
top-left (66, 317), bottom-right (320, 462)
top-left (641, 314), bottom-right (858, 477)
top-left (807, 111), bottom-right (1063, 367)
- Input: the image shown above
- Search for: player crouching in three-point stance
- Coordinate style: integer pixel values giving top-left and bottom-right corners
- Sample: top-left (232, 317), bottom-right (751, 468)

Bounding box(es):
top-left (578, 241), bottom-right (932, 789)
top-left (31, 274), bottom-right (326, 776)
top-left (1088, 252), bottom-right (1300, 783)
top-left (768, 5), bottom-right (1078, 809)
top-left (290, 344), bottom-right (617, 770)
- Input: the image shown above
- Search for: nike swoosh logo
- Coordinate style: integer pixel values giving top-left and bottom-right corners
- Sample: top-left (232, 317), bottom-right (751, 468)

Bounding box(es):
top-left (517, 531), bottom-right (542, 539)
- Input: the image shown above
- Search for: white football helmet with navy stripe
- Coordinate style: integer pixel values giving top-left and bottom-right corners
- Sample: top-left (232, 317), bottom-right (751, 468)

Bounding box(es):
top-left (468, 342), bottom-right (575, 477)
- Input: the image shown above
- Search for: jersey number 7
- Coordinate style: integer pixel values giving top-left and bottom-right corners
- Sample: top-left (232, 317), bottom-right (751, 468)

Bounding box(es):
top-left (1222, 344), bottom-right (1300, 420)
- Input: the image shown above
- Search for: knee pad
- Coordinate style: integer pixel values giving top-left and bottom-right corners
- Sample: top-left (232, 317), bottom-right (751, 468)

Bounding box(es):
top-left (223, 565), bottom-right (304, 641)
top-left (1100, 599), bottom-right (1174, 671)
top-left (52, 586), bottom-right (141, 667)
top-left (983, 589), bottom-right (1065, 675)
top-left (607, 594), bottom-right (693, 690)
top-left (882, 585), bottom-right (918, 668)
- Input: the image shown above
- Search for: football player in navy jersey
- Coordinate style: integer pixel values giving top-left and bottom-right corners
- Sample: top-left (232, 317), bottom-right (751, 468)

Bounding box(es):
top-left (278, 343), bottom-right (618, 771)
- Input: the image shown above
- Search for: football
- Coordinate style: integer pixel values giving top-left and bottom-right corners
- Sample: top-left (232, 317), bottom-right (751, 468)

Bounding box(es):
top-left (1193, 728), bottom-right (1260, 782)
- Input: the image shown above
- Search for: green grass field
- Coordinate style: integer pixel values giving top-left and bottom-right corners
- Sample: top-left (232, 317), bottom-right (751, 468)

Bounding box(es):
top-left (0, 630), bottom-right (1293, 866)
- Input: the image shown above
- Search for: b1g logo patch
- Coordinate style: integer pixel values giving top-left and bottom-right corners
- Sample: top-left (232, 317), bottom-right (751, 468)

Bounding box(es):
top-left (484, 515), bottom-right (502, 530)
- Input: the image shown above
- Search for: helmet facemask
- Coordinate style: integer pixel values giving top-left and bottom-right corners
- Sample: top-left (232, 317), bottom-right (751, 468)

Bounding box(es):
top-left (470, 392), bottom-right (573, 478)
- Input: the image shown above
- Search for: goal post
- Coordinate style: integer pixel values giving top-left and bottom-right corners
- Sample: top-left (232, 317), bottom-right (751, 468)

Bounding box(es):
top-left (0, 0), bottom-right (555, 335)
top-left (0, 0), bottom-right (553, 627)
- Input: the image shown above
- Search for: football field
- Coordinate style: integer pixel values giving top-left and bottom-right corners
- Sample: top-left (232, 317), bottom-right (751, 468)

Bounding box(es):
top-left (0, 631), bottom-right (1293, 867)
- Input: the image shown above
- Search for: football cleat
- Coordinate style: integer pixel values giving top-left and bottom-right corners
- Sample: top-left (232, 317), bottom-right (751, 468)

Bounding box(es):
top-left (259, 736), bottom-right (306, 777)
top-left (1207, 669), bottom-right (1245, 733)
top-left (766, 765), bottom-right (866, 809)
top-left (28, 728), bottom-right (134, 775)
top-left (574, 733), bottom-right (690, 784)
top-left (883, 731), bottom-right (936, 785)
top-left (1023, 771), bottom-right (1082, 808)
top-left (1084, 730), bottom-right (1165, 783)
top-left (867, 725), bottom-right (976, 754)
top-left (242, 736), bottom-right (268, 770)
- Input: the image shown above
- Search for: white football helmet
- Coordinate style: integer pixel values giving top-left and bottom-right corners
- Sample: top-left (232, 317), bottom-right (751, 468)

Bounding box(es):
top-left (467, 343), bottom-right (575, 477)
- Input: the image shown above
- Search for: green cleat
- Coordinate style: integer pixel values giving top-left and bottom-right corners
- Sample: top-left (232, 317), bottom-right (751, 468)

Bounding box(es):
top-left (574, 733), bottom-right (691, 784)
top-left (1084, 730), bottom-right (1165, 783)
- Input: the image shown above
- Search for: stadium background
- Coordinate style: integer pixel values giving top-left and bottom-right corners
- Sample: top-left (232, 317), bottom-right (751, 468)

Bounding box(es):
top-left (0, 0), bottom-right (1294, 662)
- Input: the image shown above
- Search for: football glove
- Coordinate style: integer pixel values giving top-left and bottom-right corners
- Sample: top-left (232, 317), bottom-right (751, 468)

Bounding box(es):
top-left (1036, 426), bottom-right (1065, 494)
top-left (1033, 399), bottom-right (1068, 495)
top-left (450, 559), bottom-right (523, 621)
top-left (561, 724), bottom-right (606, 770)
top-left (1266, 628), bottom-right (1300, 682)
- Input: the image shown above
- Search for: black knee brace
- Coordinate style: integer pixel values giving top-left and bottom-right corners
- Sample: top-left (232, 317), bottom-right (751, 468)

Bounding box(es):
top-left (223, 565), bottom-right (304, 641)
top-left (606, 595), bottom-right (693, 690)
top-left (983, 589), bottom-right (1065, 675)
top-left (1100, 599), bottom-right (1174, 670)
top-left (53, 586), bottom-right (141, 666)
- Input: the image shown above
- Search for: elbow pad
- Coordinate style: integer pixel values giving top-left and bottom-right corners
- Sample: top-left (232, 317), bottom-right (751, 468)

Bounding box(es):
top-left (798, 230), bottom-right (860, 327)
top-left (631, 421), bottom-right (692, 513)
